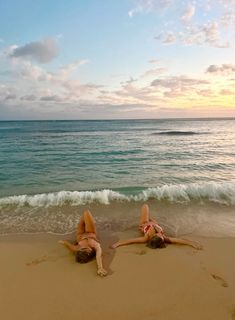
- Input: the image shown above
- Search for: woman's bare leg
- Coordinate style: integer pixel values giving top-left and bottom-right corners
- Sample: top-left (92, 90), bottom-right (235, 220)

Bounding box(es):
top-left (139, 204), bottom-right (150, 226)
top-left (83, 209), bottom-right (97, 234)
top-left (76, 209), bottom-right (97, 238)
top-left (76, 214), bottom-right (86, 237)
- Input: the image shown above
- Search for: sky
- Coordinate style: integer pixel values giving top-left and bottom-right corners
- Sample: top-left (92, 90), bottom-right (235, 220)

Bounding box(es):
top-left (0, 0), bottom-right (234, 120)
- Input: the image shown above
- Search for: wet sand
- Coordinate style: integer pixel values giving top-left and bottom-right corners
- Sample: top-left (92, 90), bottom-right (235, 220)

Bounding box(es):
top-left (0, 233), bottom-right (235, 320)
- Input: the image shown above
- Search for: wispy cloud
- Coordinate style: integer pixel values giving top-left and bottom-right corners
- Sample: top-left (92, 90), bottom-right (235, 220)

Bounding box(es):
top-left (142, 68), bottom-right (167, 77)
top-left (196, 89), bottom-right (215, 97)
top-left (156, 21), bottom-right (231, 48)
top-left (58, 60), bottom-right (89, 79)
top-left (220, 89), bottom-right (235, 95)
top-left (151, 76), bottom-right (209, 89)
top-left (148, 59), bottom-right (161, 64)
top-left (129, 1), bottom-right (234, 48)
top-left (155, 32), bottom-right (177, 44)
top-left (220, 12), bottom-right (235, 27)
top-left (0, 44), bottom-right (234, 119)
top-left (180, 3), bottom-right (196, 24)
top-left (20, 94), bottom-right (37, 101)
top-left (40, 95), bottom-right (62, 102)
top-left (128, 0), bottom-right (173, 17)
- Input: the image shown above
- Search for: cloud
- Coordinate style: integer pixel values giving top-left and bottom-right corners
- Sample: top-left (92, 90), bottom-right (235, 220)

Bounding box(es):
top-left (148, 59), bottom-right (161, 64)
top-left (220, 12), bottom-right (235, 27)
top-left (128, 0), bottom-right (234, 50)
top-left (142, 68), bottom-right (166, 77)
top-left (1, 49), bottom-right (234, 119)
top-left (98, 79), bottom-right (164, 105)
top-left (20, 94), bottom-right (37, 101)
top-left (163, 32), bottom-right (177, 44)
top-left (206, 64), bottom-right (235, 75)
top-left (149, 0), bottom-right (234, 48)
top-left (0, 84), bottom-right (18, 102)
top-left (57, 60), bottom-right (89, 79)
top-left (4, 94), bottom-right (17, 100)
top-left (10, 38), bottom-right (59, 63)
top-left (128, 0), bottom-right (173, 17)
top-left (198, 21), bottom-right (227, 47)
top-left (197, 89), bottom-right (215, 97)
top-left (156, 32), bottom-right (177, 44)
top-left (151, 76), bottom-right (208, 88)
top-left (181, 3), bottom-right (196, 23)
top-left (220, 89), bottom-right (235, 95)
top-left (61, 80), bottom-right (103, 99)
top-left (0, 51), bottom-right (101, 106)
top-left (16, 59), bottom-right (90, 91)
top-left (16, 61), bottom-right (52, 81)
top-left (40, 95), bottom-right (62, 102)
top-left (219, 0), bottom-right (235, 7)
top-left (155, 21), bottom-right (230, 48)
top-left (120, 77), bottom-right (137, 85)
top-left (151, 75), bottom-right (209, 98)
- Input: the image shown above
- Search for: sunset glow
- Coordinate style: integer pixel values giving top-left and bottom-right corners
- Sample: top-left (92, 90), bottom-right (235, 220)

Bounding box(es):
top-left (0, 0), bottom-right (234, 119)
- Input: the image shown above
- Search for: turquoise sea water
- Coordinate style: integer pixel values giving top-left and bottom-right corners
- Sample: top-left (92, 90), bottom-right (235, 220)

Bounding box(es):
top-left (0, 119), bottom-right (235, 236)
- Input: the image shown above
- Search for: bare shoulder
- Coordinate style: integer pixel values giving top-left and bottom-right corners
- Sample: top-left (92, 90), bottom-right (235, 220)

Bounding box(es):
top-left (163, 235), bottom-right (172, 243)
top-left (91, 239), bottom-right (101, 250)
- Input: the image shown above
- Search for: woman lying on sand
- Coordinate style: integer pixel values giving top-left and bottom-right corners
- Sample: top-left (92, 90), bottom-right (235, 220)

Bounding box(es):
top-left (59, 209), bottom-right (107, 277)
top-left (111, 204), bottom-right (202, 250)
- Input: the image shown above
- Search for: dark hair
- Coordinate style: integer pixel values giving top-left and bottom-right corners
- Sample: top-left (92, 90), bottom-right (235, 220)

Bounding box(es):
top-left (75, 249), bottom-right (96, 263)
top-left (147, 235), bottom-right (166, 249)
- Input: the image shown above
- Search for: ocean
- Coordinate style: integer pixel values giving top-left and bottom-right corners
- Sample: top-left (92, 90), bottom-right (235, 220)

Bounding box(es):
top-left (0, 119), bottom-right (234, 237)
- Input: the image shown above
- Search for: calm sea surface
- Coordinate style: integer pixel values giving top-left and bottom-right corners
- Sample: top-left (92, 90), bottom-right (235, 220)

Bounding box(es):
top-left (0, 119), bottom-right (234, 235)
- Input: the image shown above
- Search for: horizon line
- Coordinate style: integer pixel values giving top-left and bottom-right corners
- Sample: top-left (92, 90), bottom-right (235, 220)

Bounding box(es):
top-left (0, 117), bottom-right (235, 122)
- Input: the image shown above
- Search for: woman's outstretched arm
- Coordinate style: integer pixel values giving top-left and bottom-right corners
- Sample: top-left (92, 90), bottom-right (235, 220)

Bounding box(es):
top-left (94, 243), bottom-right (107, 277)
top-left (165, 237), bottom-right (202, 249)
top-left (111, 236), bottom-right (147, 248)
top-left (58, 240), bottom-right (78, 252)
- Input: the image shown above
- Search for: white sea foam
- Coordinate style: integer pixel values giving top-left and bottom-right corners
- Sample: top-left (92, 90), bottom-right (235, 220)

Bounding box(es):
top-left (0, 181), bottom-right (234, 207)
top-left (132, 181), bottom-right (235, 205)
top-left (0, 190), bottom-right (129, 207)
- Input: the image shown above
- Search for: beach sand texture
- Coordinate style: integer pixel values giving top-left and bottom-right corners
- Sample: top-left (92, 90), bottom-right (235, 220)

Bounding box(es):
top-left (0, 234), bottom-right (235, 320)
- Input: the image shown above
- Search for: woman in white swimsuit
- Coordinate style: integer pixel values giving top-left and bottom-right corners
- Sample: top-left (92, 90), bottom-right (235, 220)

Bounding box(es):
top-left (111, 204), bottom-right (202, 250)
top-left (59, 209), bottom-right (107, 276)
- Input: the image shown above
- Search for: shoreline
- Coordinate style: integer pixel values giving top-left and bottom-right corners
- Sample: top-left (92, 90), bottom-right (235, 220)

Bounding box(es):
top-left (0, 233), bottom-right (235, 320)
top-left (1, 199), bottom-right (235, 237)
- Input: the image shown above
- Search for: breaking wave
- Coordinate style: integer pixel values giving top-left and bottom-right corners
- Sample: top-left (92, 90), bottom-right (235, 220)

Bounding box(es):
top-left (0, 181), bottom-right (234, 207)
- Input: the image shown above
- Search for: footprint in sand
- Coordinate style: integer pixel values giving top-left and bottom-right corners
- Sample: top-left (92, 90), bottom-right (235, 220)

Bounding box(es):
top-left (26, 254), bottom-right (49, 266)
top-left (232, 309), bottom-right (235, 320)
top-left (136, 250), bottom-right (147, 255)
top-left (26, 254), bottom-right (62, 266)
top-left (211, 273), bottom-right (229, 288)
top-left (200, 261), bottom-right (207, 271)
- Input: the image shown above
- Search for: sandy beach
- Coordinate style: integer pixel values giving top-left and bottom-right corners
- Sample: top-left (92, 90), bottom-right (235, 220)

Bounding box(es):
top-left (0, 232), bottom-right (234, 320)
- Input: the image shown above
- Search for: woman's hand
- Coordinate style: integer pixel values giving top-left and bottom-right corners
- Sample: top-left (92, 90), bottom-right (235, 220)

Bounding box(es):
top-left (110, 242), bottom-right (119, 249)
top-left (192, 242), bottom-right (203, 250)
top-left (97, 267), bottom-right (108, 277)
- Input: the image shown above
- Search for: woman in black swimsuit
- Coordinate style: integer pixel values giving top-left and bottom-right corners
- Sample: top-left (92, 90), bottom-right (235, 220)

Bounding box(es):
top-left (59, 209), bottom-right (107, 277)
top-left (112, 204), bottom-right (202, 250)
